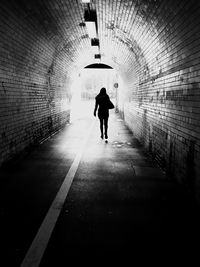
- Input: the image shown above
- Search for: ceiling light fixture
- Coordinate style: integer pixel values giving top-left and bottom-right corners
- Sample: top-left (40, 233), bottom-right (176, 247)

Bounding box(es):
top-left (84, 9), bottom-right (97, 38)
top-left (91, 45), bottom-right (99, 54)
top-left (91, 38), bottom-right (99, 54)
top-left (91, 38), bottom-right (99, 46)
top-left (81, 0), bottom-right (91, 3)
top-left (85, 21), bottom-right (97, 38)
top-left (94, 54), bottom-right (101, 59)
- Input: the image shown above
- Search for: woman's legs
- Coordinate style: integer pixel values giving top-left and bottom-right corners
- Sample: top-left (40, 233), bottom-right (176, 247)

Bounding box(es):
top-left (104, 116), bottom-right (108, 139)
top-left (99, 118), bottom-right (104, 138)
top-left (99, 114), bottom-right (109, 139)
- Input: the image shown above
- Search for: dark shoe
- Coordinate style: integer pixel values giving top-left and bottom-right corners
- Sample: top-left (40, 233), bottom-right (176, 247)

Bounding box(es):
top-left (105, 134), bottom-right (108, 139)
top-left (101, 135), bottom-right (104, 139)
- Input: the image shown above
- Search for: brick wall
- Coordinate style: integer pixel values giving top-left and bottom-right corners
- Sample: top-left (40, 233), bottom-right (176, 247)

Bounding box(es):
top-left (121, 0), bottom-right (200, 200)
top-left (0, 2), bottom-right (70, 165)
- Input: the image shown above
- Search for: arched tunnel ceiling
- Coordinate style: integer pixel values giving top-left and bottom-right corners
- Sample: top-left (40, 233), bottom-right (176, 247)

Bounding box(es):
top-left (3, 0), bottom-right (198, 79)
top-left (50, 0), bottom-right (161, 74)
top-left (3, 0), bottom-right (175, 76)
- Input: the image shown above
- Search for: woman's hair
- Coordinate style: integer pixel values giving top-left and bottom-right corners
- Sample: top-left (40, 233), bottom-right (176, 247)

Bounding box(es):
top-left (100, 87), bottom-right (106, 95)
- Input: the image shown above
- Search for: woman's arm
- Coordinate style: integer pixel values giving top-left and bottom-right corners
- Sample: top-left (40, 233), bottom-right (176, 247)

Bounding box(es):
top-left (94, 99), bottom-right (98, 116)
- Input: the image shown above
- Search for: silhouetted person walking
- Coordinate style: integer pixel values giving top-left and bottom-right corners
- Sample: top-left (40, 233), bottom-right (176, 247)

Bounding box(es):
top-left (94, 87), bottom-right (111, 140)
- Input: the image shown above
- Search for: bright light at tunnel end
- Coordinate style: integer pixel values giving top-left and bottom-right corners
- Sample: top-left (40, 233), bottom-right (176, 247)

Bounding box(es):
top-left (69, 67), bottom-right (118, 123)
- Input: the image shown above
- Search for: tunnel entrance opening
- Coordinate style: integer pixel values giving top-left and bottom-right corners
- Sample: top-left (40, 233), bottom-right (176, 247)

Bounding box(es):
top-left (70, 67), bottom-right (119, 123)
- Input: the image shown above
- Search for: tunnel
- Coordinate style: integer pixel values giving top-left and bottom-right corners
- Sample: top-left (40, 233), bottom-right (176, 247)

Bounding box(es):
top-left (1, 0), bottom-right (200, 266)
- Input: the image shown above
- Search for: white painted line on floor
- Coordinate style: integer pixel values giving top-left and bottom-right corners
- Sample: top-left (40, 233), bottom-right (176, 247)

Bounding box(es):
top-left (20, 120), bottom-right (96, 267)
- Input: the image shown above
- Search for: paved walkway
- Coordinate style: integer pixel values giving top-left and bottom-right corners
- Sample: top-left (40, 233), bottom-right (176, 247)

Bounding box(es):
top-left (0, 107), bottom-right (200, 266)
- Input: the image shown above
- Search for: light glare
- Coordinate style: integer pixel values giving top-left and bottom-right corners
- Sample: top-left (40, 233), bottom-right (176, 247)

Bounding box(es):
top-left (91, 45), bottom-right (99, 54)
top-left (85, 21), bottom-right (97, 38)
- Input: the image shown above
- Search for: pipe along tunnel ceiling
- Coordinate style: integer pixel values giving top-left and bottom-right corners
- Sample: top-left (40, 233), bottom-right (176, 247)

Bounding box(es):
top-left (1, 0), bottom-right (200, 195)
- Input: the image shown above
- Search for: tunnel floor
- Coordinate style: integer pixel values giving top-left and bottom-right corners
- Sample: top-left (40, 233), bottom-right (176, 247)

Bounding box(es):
top-left (0, 111), bottom-right (200, 266)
